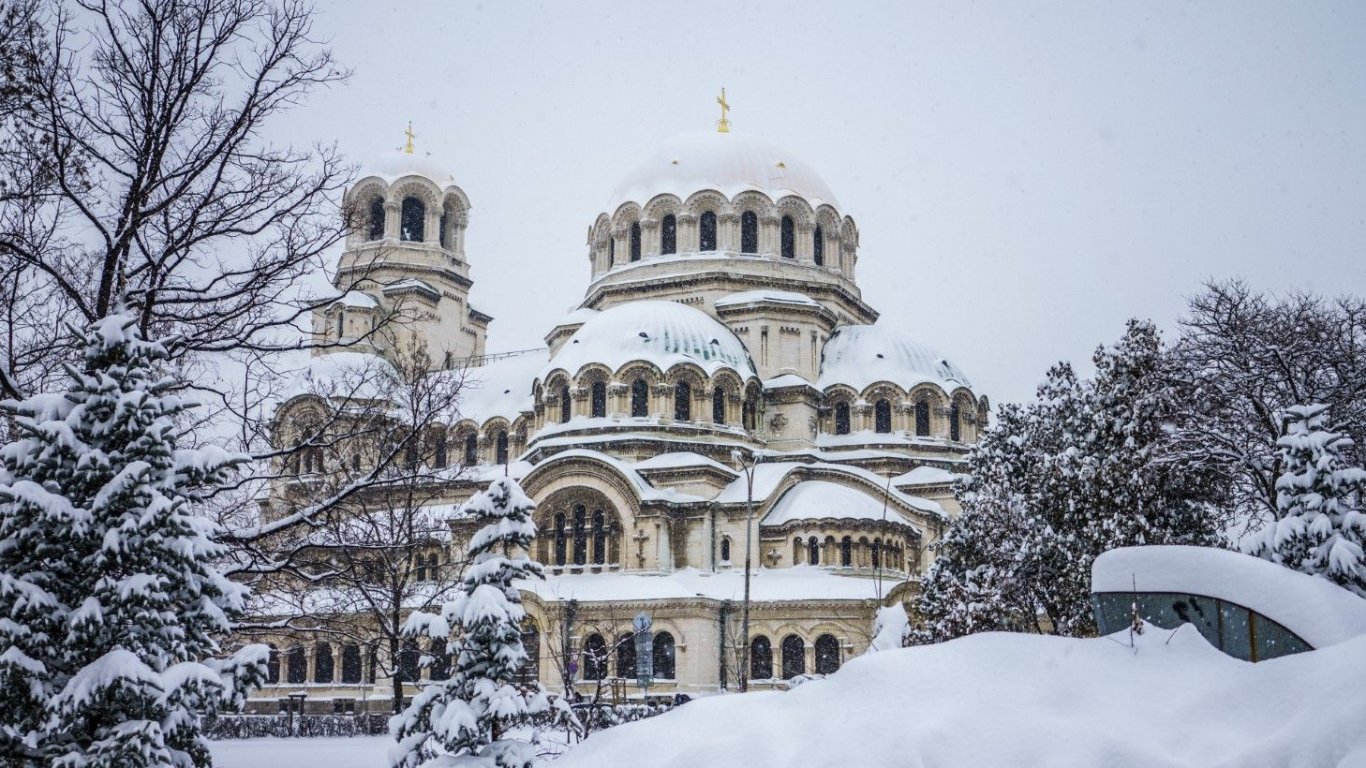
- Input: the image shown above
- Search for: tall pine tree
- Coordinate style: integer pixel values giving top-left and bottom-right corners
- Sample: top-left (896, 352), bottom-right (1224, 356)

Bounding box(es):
top-left (0, 313), bottom-right (264, 767)
top-left (391, 477), bottom-right (550, 768)
top-left (1250, 404), bottom-right (1366, 596)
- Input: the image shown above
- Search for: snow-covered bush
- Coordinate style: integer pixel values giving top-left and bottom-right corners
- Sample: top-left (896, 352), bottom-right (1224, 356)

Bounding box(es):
top-left (0, 313), bottom-right (265, 766)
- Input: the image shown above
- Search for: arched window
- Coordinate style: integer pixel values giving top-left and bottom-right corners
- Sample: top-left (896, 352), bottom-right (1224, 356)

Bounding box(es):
top-left (608, 236), bottom-right (615, 264)
top-left (341, 644), bottom-right (362, 684)
top-left (875, 399), bottom-right (893, 434)
top-left (366, 197), bottom-right (386, 241)
top-left (439, 210), bottom-right (450, 249)
top-left (616, 633), bottom-right (636, 679)
top-left (674, 381), bottom-right (691, 421)
top-left (265, 645), bottom-right (280, 684)
top-left (712, 386), bottom-right (726, 425)
top-left (652, 632), bottom-right (676, 680)
top-left (915, 400), bottom-right (930, 437)
top-left (631, 378), bottom-right (648, 417)
top-left (834, 402), bottom-right (851, 435)
top-left (495, 431), bottom-right (509, 465)
top-left (630, 221), bottom-right (641, 262)
top-left (780, 215), bottom-right (795, 258)
top-left (367, 645), bottom-right (379, 684)
top-left (740, 211), bottom-right (758, 254)
top-left (950, 403), bottom-right (961, 441)
top-left (815, 634), bottom-right (840, 675)
top-left (720, 536), bottom-right (732, 563)
top-left (464, 433), bottom-right (478, 465)
top-left (591, 381), bottom-right (607, 418)
top-left (398, 639), bottom-right (420, 683)
top-left (750, 636), bottom-right (773, 680)
top-left (335, 310), bottom-right (345, 340)
top-left (553, 512), bottom-right (567, 566)
top-left (781, 635), bottom-right (805, 679)
top-left (432, 431), bottom-right (447, 469)
top-left (583, 634), bottom-right (608, 680)
top-left (840, 536), bottom-right (852, 567)
top-left (661, 214), bottom-right (677, 255)
top-left (400, 197), bottom-right (425, 242)
top-left (699, 211), bottom-right (717, 251)
top-left (428, 637), bottom-right (450, 681)
top-left (808, 536), bottom-right (820, 565)
top-left (871, 539), bottom-right (882, 569)
top-left (813, 225), bottom-right (824, 266)
top-left (591, 509), bottom-right (606, 565)
top-left (559, 386), bottom-right (571, 423)
top-left (414, 555), bottom-right (427, 582)
top-left (743, 393), bottom-right (757, 432)
top-left (516, 624), bottom-right (540, 684)
top-left (286, 646), bottom-right (306, 684)
top-left (572, 505), bottom-right (587, 566)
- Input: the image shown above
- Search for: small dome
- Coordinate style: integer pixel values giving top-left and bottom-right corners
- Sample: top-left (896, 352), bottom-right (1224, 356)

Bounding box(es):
top-left (544, 300), bottom-right (756, 378)
top-left (763, 480), bottom-right (916, 527)
top-left (608, 132), bottom-right (840, 212)
top-left (358, 149), bottom-right (457, 186)
top-left (818, 325), bottom-right (971, 393)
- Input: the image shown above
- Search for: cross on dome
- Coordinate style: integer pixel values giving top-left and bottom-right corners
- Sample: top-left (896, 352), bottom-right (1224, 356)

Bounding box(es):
top-left (716, 87), bottom-right (732, 133)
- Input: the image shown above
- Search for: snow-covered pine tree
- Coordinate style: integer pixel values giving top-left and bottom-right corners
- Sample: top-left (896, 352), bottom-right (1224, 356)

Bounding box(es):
top-left (1250, 404), bottom-right (1366, 595)
top-left (0, 312), bottom-right (265, 767)
top-left (391, 477), bottom-right (550, 768)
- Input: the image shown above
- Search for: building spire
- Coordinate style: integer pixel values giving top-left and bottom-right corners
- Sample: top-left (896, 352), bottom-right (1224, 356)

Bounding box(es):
top-left (716, 88), bottom-right (731, 133)
top-left (403, 121), bottom-right (416, 154)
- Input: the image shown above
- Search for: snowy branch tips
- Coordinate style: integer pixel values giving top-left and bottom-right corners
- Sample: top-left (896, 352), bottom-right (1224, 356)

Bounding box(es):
top-left (391, 477), bottom-right (553, 768)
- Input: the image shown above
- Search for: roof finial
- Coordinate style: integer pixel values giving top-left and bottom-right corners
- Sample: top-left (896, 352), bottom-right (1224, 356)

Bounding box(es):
top-left (403, 121), bottom-right (416, 154)
top-left (716, 87), bottom-right (731, 134)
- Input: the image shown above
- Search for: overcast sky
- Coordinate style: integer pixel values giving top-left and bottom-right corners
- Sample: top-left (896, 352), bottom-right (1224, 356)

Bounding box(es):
top-left (280, 0), bottom-right (1366, 406)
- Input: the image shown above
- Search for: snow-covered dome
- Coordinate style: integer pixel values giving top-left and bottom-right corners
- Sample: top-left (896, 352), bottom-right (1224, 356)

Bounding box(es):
top-left (358, 149), bottom-right (457, 186)
top-left (608, 132), bottom-right (840, 212)
top-left (544, 300), bottom-right (756, 378)
top-left (818, 324), bottom-right (971, 393)
top-left (763, 481), bottom-right (916, 527)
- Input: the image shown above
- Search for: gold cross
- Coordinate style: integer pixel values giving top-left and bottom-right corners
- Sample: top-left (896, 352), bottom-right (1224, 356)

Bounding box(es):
top-left (403, 121), bottom-right (415, 154)
top-left (716, 88), bottom-right (731, 133)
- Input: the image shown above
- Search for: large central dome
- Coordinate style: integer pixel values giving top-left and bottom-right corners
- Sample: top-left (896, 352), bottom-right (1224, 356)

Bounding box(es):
top-left (607, 132), bottom-right (840, 212)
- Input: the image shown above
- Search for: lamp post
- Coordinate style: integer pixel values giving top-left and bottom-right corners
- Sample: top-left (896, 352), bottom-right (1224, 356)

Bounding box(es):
top-left (732, 448), bottom-right (761, 692)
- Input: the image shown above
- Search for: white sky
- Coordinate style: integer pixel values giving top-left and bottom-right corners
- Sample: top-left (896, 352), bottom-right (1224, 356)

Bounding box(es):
top-left (281, 0), bottom-right (1366, 406)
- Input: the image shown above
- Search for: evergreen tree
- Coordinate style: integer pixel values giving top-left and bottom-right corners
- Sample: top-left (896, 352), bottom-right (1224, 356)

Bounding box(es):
top-left (1250, 404), bottom-right (1366, 595)
top-left (0, 312), bottom-right (265, 767)
top-left (391, 478), bottom-right (550, 768)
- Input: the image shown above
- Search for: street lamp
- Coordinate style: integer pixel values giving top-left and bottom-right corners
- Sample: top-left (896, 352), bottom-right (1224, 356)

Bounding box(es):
top-left (731, 448), bottom-right (761, 693)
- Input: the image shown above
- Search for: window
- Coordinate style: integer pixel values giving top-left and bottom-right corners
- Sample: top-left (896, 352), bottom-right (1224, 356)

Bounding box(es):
top-left (720, 537), bottom-right (732, 563)
top-left (591, 509), bottom-right (606, 565)
top-left (834, 402), bottom-right (851, 435)
top-left (674, 381), bottom-right (691, 421)
top-left (433, 431), bottom-right (447, 469)
top-left (630, 221), bottom-right (641, 262)
top-left (591, 381), bottom-right (607, 418)
top-left (808, 536), bottom-right (820, 565)
top-left (429, 638), bottom-right (450, 681)
top-left (553, 512), bottom-right (567, 566)
top-left (661, 214), bottom-right (677, 254)
top-left (336, 310), bottom-right (344, 339)
top-left (367, 197), bottom-right (385, 240)
top-left (780, 215), bottom-right (794, 258)
top-left (332, 699), bottom-right (355, 714)
top-left (652, 632), bottom-right (676, 680)
top-left (815, 634), bottom-right (840, 674)
top-left (559, 386), bottom-right (571, 423)
top-left (617, 633), bottom-right (636, 679)
top-left (464, 433), bottom-right (478, 466)
top-left (813, 225), bottom-right (824, 266)
top-left (414, 555), bottom-right (427, 582)
top-left (875, 399), bottom-right (892, 433)
top-left (871, 539), bottom-right (882, 569)
top-left (495, 431), bottom-right (508, 465)
top-left (266, 645), bottom-right (280, 684)
top-left (840, 537), bottom-right (852, 567)
top-left (950, 403), bottom-right (961, 441)
top-left (740, 211), bottom-right (758, 254)
top-left (517, 624), bottom-right (541, 684)
top-left (915, 400), bottom-right (930, 436)
top-left (781, 635), bottom-right (805, 679)
top-left (712, 386), bottom-right (726, 425)
top-left (608, 236), bottom-right (615, 264)
top-left (367, 645), bottom-right (379, 684)
top-left (400, 197), bottom-right (425, 241)
top-left (699, 211), bottom-right (717, 251)
top-left (583, 634), bottom-right (608, 680)
top-left (750, 636), bottom-right (773, 680)
top-left (743, 394), bottom-right (757, 431)
top-left (631, 378), bottom-right (648, 417)
top-left (314, 643), bottom-right (334, 683)
top-left (572, 505), bottom-right (587, 566)
top-left (286, 646), bottom-right (306, 684)
top-left (398, 639), bottom-right (420, 683)
top-left (341, 644), bottom-right (362, 684)
top-left (439, 210), bottom-right (449, 249)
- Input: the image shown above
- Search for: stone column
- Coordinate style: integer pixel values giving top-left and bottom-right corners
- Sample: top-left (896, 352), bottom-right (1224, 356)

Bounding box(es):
top-left (609, 382), bottom-right (628, 418)
top-left (653, 382), bottom-right (672, 420)
top-left (760, 214), bottom-right (779, 255)
top-left (423, 205), bottom-right (441, 245)
top-left (797, 222), bottom-right (815, 262)
top-left (384, 200), bottom-right (400, 240)
top-left (719, 213), bottom-right (739, 253)
top-left (454, 211), bottom-right (469, 257)
top-left (641, 218), bottom-right (660, 258)
top-left (677, 213), bottom-right (698, 253)
top-left (611, 224), bottom-right (627, 267)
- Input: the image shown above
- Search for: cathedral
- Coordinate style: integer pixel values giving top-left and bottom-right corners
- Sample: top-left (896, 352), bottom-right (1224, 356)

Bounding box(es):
top-left (252, 107), bottom-right (988, 712)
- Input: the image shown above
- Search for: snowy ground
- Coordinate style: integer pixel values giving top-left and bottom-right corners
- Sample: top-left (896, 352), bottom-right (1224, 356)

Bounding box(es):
top-left (210, 736), bottom-right (390, 768)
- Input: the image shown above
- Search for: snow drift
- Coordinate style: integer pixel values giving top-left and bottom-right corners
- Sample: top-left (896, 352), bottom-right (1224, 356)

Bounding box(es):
top-left (555, 625), bottom-right (1366, 768)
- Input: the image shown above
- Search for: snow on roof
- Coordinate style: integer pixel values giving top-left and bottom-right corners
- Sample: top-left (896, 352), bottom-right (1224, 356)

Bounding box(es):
top-left (607, 132), bottom-right (841, 212)
top-left (328, 290), bottom-right (379, 310)
top-left (457, 351), bottom-right (547, 424)
top-left (714, 462), bottom-right (944, 519)
top-left (818, 324), bottom-right (971, 393)
top-left (714, 289), bottom-right (823, 309)
top-left (763, 373), bottom-right (813, 390)
top-left (553, 307), bottom-right (600, 327)
top-left (892, 466), bottom-right (959, 486)
top-left (633, 452), bottom-right (737, 475)
top-left (383, 278), bottom-right (440, 299)
top-left (528, 449), bottom-right (705, 504)
top-left (518, 566), bottom-right (884, 604)
top-left (1092, 545), bottom-right (1366, 649)
top-left (543, 300), bottom-right (756, 379)
top-left (357, 149), bottom-right (457, 186)
top-left (762, 480), bottom-right (915, 527)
